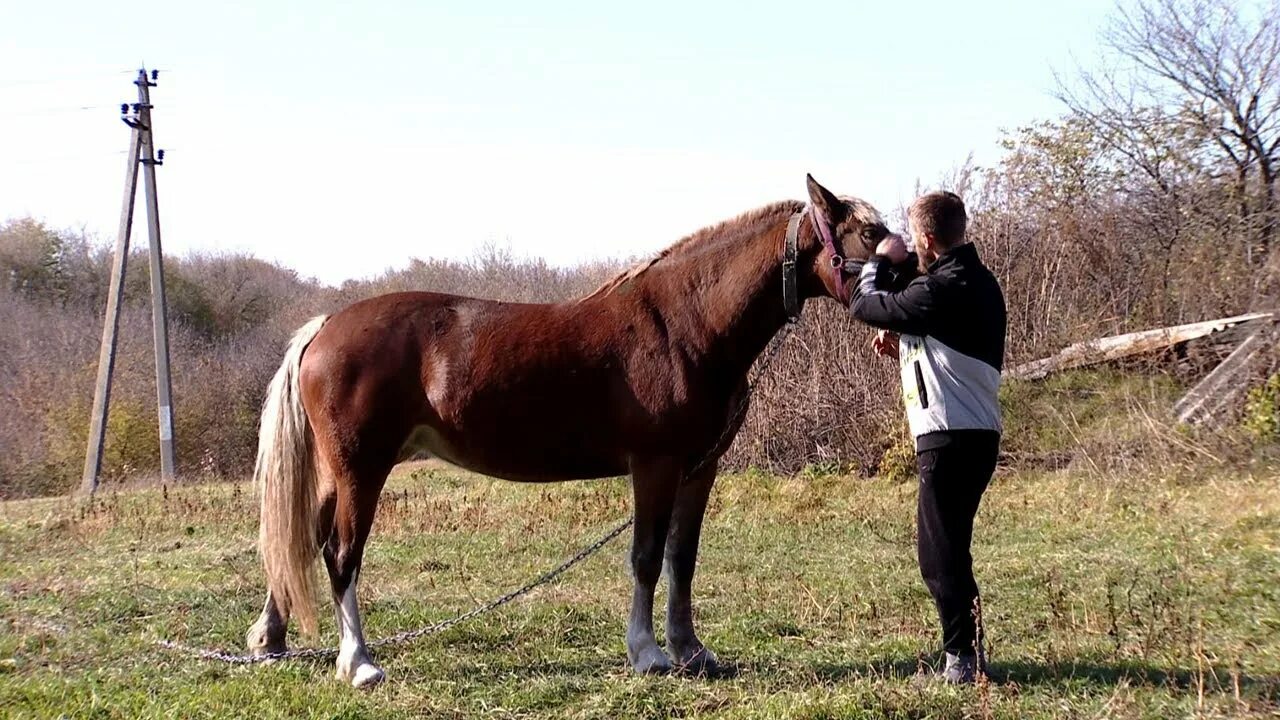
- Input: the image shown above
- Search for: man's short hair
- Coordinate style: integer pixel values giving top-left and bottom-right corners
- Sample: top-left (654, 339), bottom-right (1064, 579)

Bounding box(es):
top-left (908, 192), bottom-right (968, 247)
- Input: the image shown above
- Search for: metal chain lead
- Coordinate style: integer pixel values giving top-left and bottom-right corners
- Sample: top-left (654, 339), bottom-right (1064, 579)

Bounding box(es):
top-left (156, 321), bottom-right (797, 665)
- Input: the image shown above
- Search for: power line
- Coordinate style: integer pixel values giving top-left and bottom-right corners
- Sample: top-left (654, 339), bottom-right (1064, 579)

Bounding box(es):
top-left (0, 69), bottom-right (135, 91)
top-left (11, 104), bottom-right (109, 117)
top-left (12, 103), bottom-right (182, 118)
top-left (3, 148), bottom-right (179, 167)
top-left (0, 68), bottom-right (174, 92)
top-left (3, 150), bottom-right (128, 167)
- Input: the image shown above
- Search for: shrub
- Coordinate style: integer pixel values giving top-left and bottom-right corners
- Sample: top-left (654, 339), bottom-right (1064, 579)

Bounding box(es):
top-left (1243, 373), bottom-right (1280, 441)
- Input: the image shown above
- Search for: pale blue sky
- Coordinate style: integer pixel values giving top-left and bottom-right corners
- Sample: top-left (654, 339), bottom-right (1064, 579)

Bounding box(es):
top-left (1, 0), bottom-right (1114, 284)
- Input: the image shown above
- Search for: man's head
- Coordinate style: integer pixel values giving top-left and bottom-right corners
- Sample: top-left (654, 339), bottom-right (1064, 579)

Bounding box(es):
top-left (908, 191), bottom-right (968, 272)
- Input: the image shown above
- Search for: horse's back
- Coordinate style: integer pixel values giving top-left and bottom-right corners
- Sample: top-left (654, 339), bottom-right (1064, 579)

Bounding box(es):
top-left (299, 290), bottom-right (637, 480)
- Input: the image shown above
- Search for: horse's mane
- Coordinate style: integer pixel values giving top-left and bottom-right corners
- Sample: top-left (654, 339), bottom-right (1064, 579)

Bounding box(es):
top-left (579, 200), bottom-right (805, 302)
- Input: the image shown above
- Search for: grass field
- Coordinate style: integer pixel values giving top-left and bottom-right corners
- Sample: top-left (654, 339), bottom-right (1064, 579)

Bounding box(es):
top-left (2, 460), bottom-right (1278, 719)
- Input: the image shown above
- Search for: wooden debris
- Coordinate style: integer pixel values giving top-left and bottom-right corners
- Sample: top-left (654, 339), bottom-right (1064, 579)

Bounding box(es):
top-left (1173, 328), bottom-right (1276, 426)
top-left (1008, 312), bottom-right (1275, 381)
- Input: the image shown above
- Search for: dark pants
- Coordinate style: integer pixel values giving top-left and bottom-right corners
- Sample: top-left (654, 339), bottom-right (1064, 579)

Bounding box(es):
top-left (915, 430), bottom-right (999, 654)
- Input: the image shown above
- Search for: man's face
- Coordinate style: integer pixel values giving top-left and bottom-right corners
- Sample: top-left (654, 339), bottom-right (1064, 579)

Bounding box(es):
top-left (908, 219), bottom-right (933, 273)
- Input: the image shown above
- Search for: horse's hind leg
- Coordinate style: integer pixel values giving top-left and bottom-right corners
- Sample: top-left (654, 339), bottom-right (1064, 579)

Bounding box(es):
top-left (626, 456), bottom-right (680, 674)
top-left (322, 457), bottom-right (392, 689)
top-left (247, 491), bottom-right (337, 657)
top-left (664, 461), bottom-right (719, 674)
top-left (245, 591), bottom-right (288, 656)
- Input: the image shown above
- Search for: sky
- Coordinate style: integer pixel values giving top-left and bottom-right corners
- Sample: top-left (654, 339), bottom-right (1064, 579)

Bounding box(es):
top-left (1, 0), bottom-right (1116, 285)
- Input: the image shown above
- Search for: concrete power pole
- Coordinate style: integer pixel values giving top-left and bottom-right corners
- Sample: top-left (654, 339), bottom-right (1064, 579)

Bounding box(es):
top-left (136, 70), bottom-right (178, 481)
top-left (81, 67), bottom-right (177, 495)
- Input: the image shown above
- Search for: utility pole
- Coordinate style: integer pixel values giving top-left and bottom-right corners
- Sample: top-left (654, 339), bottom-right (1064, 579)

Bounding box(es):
top-left (136, 71), bottom-right (177, 481)
top-left (81, 67), bottom-right (176, 494)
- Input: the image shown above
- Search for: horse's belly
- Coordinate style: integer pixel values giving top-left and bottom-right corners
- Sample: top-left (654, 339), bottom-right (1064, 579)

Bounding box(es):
top-left (399, 421), bottom-right (627, 482)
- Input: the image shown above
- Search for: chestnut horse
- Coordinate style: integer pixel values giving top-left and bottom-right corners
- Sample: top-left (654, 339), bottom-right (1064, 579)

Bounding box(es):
top-left (245, 175), bottom-right (889, 687)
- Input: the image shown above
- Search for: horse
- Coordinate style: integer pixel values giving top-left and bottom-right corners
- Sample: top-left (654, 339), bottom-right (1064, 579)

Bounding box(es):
top-left (244, 175), bottom-right (890, 687)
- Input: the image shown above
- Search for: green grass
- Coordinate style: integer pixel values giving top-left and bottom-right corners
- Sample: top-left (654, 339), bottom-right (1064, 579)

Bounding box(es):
top-left (1, 462), bottom-right (1278, 719)
top-left (999, 369), bottom-right (1186, 463)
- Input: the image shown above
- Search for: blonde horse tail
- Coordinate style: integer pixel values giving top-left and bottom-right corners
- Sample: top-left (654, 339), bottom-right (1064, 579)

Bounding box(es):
top-left (256, 315), bottom-right (328, 635)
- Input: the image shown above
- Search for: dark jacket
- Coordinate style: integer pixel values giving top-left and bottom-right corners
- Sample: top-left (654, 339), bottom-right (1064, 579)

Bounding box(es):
top-left (849, 243), bottom-right (1007, 447)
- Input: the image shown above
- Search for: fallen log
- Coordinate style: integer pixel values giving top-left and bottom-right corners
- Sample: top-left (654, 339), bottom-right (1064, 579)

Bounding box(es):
top-left (1008, 312), bottom-right (1275, 381)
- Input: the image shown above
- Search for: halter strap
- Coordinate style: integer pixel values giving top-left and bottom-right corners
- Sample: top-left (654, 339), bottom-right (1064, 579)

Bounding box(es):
top-left (782, 210), bottom-right (804, 321)
top-left (782, 206), bottom-right (853, 319)
top-left (808, 205), bottom-right (851, 306)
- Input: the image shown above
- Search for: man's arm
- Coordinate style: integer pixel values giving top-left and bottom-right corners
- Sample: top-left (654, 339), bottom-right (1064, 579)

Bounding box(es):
top-left (886, 254), bottom-right (922, 291)
top-left (849, 255), bottom-right (940, 336)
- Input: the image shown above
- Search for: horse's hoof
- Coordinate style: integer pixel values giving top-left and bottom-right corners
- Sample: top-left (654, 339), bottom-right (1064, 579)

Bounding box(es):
top-left (248, 642), bottom-right (288, 660)
top-left (337, 661), bottom-right (385, 689)
top-left (671, 645), bottom-right (719, 677)
top-left (628, 645), bottom-right (673, 675)
top-left (245, 629), bottom-right (287, 661)
top-left (351, 663), bottom-right (385, 689)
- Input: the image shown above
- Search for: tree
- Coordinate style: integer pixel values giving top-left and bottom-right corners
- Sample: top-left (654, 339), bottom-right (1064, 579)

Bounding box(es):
top-left (1059, 0), bottom-right (1280, 277)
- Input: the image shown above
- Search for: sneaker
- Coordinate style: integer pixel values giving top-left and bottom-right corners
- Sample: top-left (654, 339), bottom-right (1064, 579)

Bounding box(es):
top-left (941, 651), bottom-right (983, 685)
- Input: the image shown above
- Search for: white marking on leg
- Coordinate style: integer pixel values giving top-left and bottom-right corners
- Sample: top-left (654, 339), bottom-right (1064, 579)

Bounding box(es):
top-left (247, 591), bottom-right (286, 655)
top-left (334, 570), bottom-right (385, 688)
top-left (336, 581), bottom-right (365, 664)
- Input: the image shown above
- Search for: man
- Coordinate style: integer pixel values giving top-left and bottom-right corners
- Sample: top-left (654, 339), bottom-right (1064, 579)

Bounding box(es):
top-left (847, 191), bottom-right (1006, 684)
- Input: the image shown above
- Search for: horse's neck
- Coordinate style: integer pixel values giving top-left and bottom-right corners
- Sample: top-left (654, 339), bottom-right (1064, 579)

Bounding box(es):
top-left (649, 215), bottom-right (801, 379)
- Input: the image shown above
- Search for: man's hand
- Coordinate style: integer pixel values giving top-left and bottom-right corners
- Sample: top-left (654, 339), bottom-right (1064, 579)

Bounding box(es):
top-left (875, 233), bottom-right (909, 264)
top-left (872, 330), bottom-right (900, 359)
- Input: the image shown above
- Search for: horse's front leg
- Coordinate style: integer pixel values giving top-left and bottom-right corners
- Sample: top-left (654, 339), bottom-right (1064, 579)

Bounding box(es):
top-left (626, 456), bottom-right (680, 674)
top-left (664, 460), bottom-right (720, 675)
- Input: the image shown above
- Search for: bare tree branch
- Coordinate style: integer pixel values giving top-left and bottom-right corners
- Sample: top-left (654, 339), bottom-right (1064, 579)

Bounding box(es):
top-left (1058, 0), bottom-right (1280, 265)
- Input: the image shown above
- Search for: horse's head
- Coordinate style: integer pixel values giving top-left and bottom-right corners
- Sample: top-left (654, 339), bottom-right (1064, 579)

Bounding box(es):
top-left (803, 174), bottom-right (896, 305)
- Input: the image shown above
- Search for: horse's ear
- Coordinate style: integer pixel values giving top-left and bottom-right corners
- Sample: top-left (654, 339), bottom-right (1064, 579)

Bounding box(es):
top-left (806, 173), bottom-right (846, 227)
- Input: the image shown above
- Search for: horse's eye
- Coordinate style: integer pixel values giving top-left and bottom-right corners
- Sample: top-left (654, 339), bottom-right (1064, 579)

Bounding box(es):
top-left (861, 226), bottom-right (885, 243)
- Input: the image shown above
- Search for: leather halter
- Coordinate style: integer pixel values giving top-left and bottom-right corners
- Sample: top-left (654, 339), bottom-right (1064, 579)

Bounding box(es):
top-left (782, 211), bottom-right (804, 321)
top-left (782, 207), bottom-right (854, 321)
